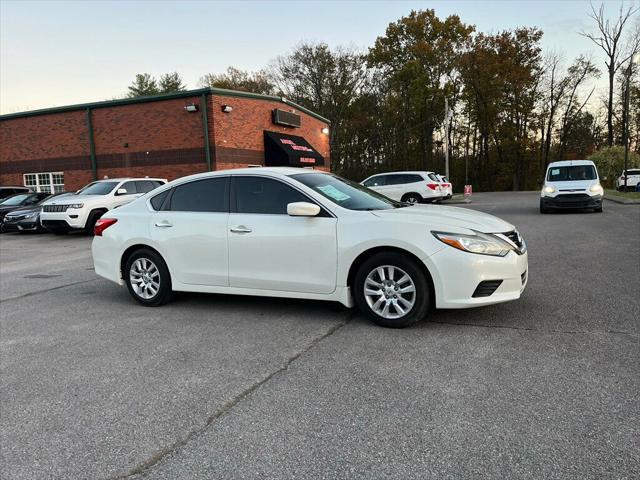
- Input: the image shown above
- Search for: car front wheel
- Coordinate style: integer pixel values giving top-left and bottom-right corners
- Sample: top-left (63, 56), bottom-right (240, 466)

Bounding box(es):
top-left (354, 252), bottom-right (431, 328)
top-left (124, 249), bottom-right (172, 307)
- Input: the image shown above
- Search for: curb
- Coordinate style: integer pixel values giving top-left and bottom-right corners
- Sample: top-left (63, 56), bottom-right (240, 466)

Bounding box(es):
top-left (604, 195), bottom-right (640, 205)
top-left (439, 196), bottom-right (471, 205)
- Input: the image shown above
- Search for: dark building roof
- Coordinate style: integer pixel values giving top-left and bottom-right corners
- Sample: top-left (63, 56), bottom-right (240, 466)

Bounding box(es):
top-left (0, 87), bottom-right (330, 124)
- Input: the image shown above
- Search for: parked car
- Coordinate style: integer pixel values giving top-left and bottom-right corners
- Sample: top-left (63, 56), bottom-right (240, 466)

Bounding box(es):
top-left (1, 192), bottom-right (72, 233)
top-left (92, 167), bottom-right (528, 328)
top-left (540, 160), bottom-right (603, 213)
top-left (0, 186), bottom-right (30, 200)
top-left (0, 192), bottom-right (51, 223)
top-left (436, 174), bottom-right (453, 199)
top-left (40, 177), bottom-right (166, 234)
top-left (360, 171), bottom-right (443, 204)
top-left (615, 168), bottom-right (640, 192)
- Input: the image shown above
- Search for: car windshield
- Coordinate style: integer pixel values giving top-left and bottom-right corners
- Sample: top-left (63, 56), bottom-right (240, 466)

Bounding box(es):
top-left (547, 165), bottom-right (596, 182)
top-left (0, 194), bottom-right (30, 206)
top-left (77, 181), bottom-right (119, 195)
top-left (291, 173), bottom-right (404, 210)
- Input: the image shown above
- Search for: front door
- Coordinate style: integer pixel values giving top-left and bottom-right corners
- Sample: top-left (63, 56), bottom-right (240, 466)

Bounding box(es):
top-left (227, 176), bottom-right (337, 294)
top-left (150, 177), bottom-right (229, 286)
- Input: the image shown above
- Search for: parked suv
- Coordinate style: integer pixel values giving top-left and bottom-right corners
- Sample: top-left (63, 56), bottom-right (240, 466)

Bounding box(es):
top-left (361, 171), bottom-right (442, 204)
top-left (540, 160), bottom-right (603, 213)
top-left (435, 174), bottom-right (453, 199)
top-left (615, 168), bottom-right (640, 191)
top-left (40, 178), bottom-right (166, 233)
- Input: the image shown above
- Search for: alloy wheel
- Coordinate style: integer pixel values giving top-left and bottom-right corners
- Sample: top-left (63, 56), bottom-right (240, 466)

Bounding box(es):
top-left (129, 257), bottom-right (161, 299)
top-left (364, 265), bottom-right (416, 319)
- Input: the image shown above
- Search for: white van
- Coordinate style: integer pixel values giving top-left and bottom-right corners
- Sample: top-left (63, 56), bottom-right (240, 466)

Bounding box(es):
top-left (540, 160), bottom-right (603, 213)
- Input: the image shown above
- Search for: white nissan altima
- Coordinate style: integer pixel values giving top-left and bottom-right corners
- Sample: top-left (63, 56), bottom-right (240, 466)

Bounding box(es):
top-left (92, 167), bottom-right (528, 328)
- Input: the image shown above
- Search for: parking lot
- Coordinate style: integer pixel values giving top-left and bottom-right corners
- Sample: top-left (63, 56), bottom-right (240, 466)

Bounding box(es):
top-left (1, 191), bottom-right (638, 480)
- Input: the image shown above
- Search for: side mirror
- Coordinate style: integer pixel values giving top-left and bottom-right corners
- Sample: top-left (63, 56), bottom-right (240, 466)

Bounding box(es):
top-left (115, 188), bottom-right (128, 196)
top-left (287, 202), bottom-right (321, 217)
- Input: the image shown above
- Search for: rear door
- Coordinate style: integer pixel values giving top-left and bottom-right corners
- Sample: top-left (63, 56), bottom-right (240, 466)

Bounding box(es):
top-left (227, 175), bottom-right (337, 294)
top-left (150, 177), bottom-right (230, 286)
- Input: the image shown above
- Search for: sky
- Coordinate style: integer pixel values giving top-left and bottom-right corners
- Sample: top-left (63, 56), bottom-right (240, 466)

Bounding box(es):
top-left (1, 0), bottom-right (638, 114)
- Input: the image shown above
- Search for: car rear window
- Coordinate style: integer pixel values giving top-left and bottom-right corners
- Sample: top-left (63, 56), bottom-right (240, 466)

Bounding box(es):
top-left (150, 190), bottom-right (170, 211)
top-left (428, 173), bottom-right (440, 182)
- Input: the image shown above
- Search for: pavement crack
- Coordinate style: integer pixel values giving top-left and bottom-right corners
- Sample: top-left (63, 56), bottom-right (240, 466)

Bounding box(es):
top-left (430, 320), bottom-right (638, 338)
top-left (112, 312), bottom-right (354, 480)
top-left (0, 278), bottom-right (100, 303)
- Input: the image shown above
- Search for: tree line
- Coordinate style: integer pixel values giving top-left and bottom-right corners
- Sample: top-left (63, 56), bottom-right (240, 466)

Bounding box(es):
top-left (127, 5), bottom-right (640, 190)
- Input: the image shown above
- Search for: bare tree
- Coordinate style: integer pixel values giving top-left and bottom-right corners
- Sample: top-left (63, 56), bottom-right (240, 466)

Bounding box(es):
top-left (581, 2), bottom-right (639, 146)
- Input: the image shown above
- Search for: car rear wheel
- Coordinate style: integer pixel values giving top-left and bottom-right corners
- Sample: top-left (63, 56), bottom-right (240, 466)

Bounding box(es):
top-left (354, 252), bottom-right (430, 328)
top-left (124, 249), bottom-right (172, 307)
top-left (401, 193), bottom-right (422, 204)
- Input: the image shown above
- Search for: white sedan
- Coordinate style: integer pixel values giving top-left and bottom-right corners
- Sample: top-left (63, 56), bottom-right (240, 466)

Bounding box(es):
top-left (92, 168), bottom-right (528, 328)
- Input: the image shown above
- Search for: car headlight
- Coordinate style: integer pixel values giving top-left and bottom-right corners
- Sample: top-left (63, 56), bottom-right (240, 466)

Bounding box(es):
top-left (24, 212), bottom-right (38, 218)
top-left (589, 184), bottom-right (603, 195)
top-left (543, 186), bottom-right (555, 195)
top-left (432, 230), bottom-right (513, 257)
top-left (67, 203), bottom-right (84, 209)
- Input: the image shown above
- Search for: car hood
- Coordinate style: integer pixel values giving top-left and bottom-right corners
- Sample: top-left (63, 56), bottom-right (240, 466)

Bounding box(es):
top-left (42, 194), bottom-right (100, 205)
top-left (0, 205), bottom-right (24, 213)
top-left (3, 205), bottom-right (40, 216)
top-left (370, 204), bottom-right (514, 233)
top-left (545, 180), bottom-right (597, 191)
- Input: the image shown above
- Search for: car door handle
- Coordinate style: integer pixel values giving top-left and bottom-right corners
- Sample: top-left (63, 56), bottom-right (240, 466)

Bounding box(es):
top-left (230, 226), bottom-right (252, 234)
top-left (154, 221), bottom-right (173, 228)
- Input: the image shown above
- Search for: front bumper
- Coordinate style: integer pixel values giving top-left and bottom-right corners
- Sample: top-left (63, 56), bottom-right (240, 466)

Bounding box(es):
top-left (429, 247), bottom-right (528, 309)
top-left (541, 194), bottom-right (602, 209)
top-left (2, 219), bottom-right (40, 232)
top-left (40, 210), bottom-right (87, 230)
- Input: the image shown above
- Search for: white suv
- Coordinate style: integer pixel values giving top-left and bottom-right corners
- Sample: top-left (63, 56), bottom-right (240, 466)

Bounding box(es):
top-left (361, 171), bottom-right (443, 204)
top-left (540, 160), bottom-right (603, 213)
top-left (41, 178), bottom-right (166, 233)
top-left (615, 169), bottom-right (640, 191)
top-left (435, 174), bottom-right (453, 199)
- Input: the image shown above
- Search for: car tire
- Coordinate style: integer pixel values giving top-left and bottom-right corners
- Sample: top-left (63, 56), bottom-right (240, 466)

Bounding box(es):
top-left (85, 210), bottom-right (106, 234)
top-left (124, 248), bottom-right (172, 307)
top-left (354, 252), bottom-right (431, 328)
top-left (594, 205), bottom-right (603, 213)
top-left (401, 193), bottom-right (422, 204)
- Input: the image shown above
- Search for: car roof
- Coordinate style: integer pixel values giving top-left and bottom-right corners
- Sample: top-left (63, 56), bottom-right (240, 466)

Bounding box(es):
top-left (547, 160), bottom-right (595, 167)
top-left (93, 177), bottom-right (166, 182)
top-left (159, 167), bottom-right (328, 185)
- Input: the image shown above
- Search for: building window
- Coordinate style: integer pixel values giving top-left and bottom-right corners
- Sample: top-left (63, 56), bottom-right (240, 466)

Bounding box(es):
top-left (23, 172), bottom-right (65, 193)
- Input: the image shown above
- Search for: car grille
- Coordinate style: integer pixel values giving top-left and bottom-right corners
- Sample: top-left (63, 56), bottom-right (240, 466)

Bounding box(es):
top-left (503, 230), bottom-right (526, 254)
top-left (472, 280), bottom-right (503, 298)
top-left (559, 188), bottom-right (586, 192)
top-left (521, 269), bottom-right (527, 285)
top-left (553, 194), bottom-right (591, 205)
top-left (43, 204), bottom-right (69, 213)
top-left (5, 214), bottom-right (27, 222)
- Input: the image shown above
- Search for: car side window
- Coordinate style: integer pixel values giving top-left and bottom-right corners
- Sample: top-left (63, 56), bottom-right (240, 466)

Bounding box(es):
top-left (150, 190), bottom-right (170, 211)
top-left (364, 176), bottom-right (385, 187)
top-left (385, 175), bottom-right (404, 185)
top-left (234, 176), bottom-right (310, 215)
top-left (135, 181), bottom-right (160, 194)
top-left (119, 181), bottom-right (137, 194)
top-left (169, 177), bottom-right (229, 213)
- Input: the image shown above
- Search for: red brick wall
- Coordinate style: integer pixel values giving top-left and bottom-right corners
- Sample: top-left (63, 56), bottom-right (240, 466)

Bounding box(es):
top-left (211, 95), bottom-right (330, 170)
top-left (0, 111), bottom-right (91, 189)
top-left (1, 92), bottom-right (331, 191)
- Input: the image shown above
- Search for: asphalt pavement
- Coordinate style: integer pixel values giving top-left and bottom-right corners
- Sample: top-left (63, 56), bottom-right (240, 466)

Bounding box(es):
top-left (1, 192), bottom-right (638, 480)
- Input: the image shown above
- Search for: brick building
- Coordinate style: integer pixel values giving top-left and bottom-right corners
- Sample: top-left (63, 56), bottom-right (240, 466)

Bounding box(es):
top-left (0, 88), bottom-right (330, 192)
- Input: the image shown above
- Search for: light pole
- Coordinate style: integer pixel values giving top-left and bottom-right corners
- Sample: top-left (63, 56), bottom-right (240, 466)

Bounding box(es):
top-left (623, 53), bottom-right (640, 191)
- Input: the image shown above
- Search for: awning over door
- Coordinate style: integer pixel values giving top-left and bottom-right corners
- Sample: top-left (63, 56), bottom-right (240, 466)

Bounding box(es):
top-left (264, 131), bottom-right (325, 167)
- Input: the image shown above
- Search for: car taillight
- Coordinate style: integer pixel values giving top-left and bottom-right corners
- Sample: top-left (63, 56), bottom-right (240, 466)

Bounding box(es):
top-left (427, 183), bottom-right (439, 190)
top-left (94, 218), bottom-right (117, 236)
